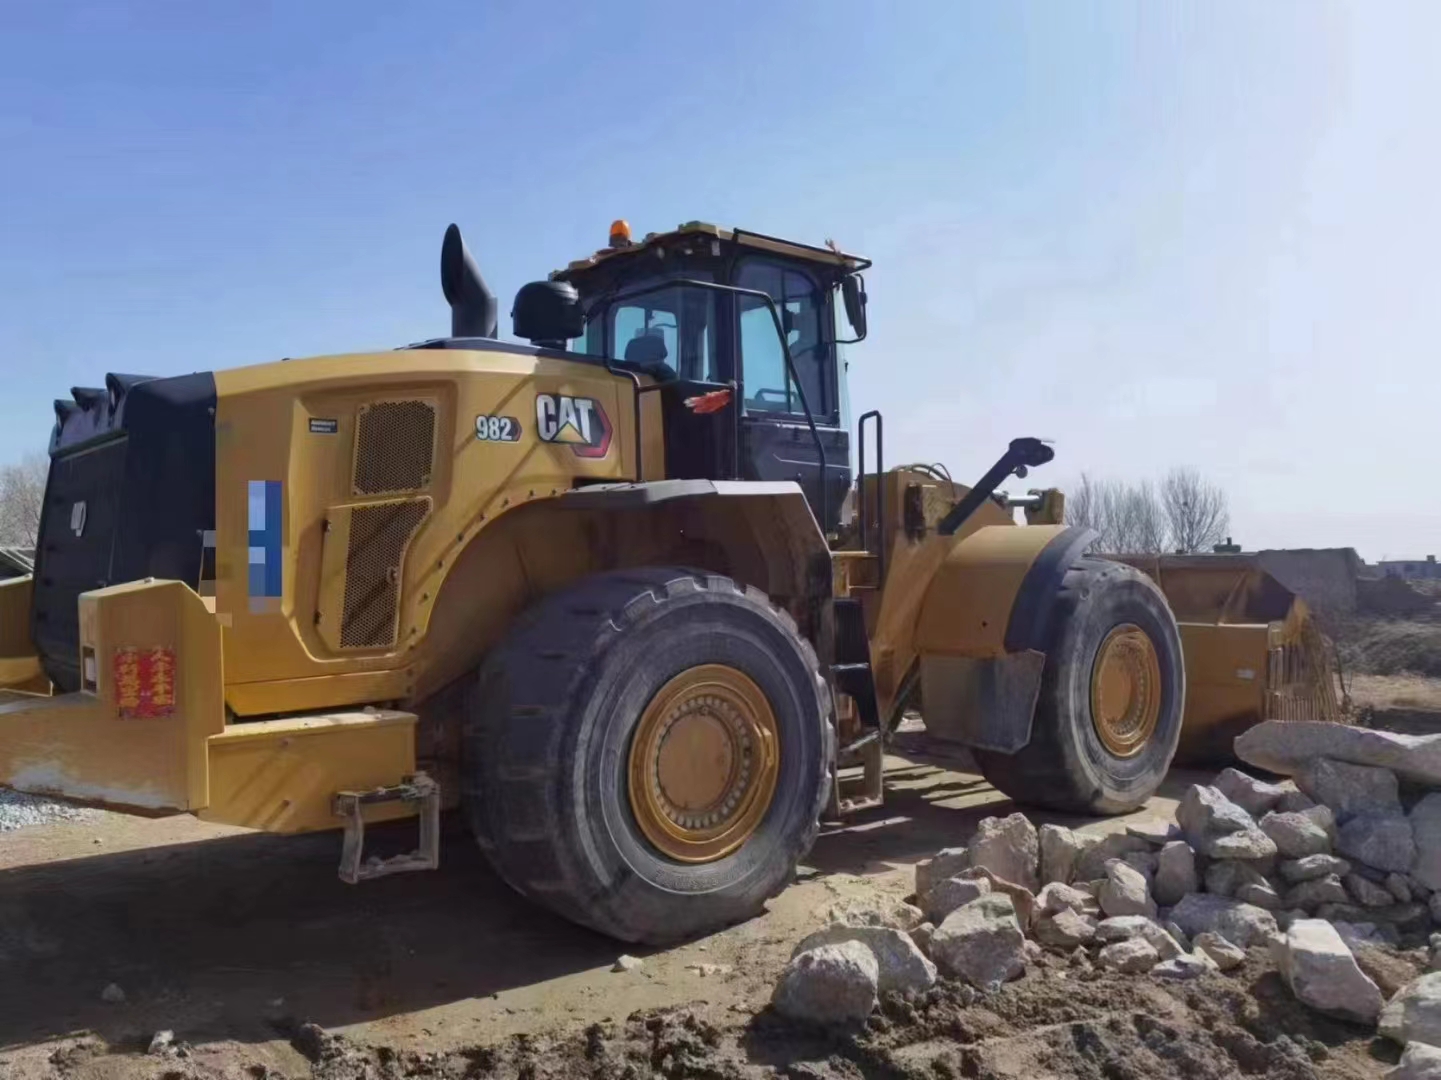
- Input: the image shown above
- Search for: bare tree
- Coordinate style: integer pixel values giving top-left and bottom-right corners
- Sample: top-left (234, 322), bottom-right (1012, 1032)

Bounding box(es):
top-left (1066, 473), bottom-right (1169, 554)
top-left (1124, 480), bottom-right (1168, 554)
top-left (0, 454), bottom-right (48, 547)
top-left (1067, 473), bottom-right (1103, 542)
top-left (1161, 467), bottom-right (1230, 553)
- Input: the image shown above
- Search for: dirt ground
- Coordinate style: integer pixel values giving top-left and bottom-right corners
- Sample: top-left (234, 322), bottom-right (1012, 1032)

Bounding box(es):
top-left (0, 733), bottom-right (1402, 1080)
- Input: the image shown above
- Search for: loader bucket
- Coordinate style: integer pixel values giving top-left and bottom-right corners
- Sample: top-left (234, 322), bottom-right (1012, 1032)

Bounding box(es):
top-left (1111, 554), bottom-right (1341, 764)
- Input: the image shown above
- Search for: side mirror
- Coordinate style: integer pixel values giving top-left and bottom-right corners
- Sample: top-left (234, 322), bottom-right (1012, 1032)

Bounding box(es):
top-left (841, 275), bottom-right (868, 341)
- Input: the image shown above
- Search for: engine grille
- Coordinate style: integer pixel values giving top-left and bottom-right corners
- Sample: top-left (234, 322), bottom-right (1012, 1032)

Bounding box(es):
top-left (353, 400), bottom-right (436, 495)
top-left (339, 499), bottom-right (429, 649)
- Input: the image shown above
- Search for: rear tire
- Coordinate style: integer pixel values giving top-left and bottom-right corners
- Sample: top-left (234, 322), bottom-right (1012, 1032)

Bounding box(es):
top-left (973, 557), bottom-right (1184, 814)
top-left (464, 568), bottom-right (832, 944)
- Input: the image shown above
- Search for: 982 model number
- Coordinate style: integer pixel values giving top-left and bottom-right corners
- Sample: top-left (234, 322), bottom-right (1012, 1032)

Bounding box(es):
top-left (475, 415), bottom-right (522, 442)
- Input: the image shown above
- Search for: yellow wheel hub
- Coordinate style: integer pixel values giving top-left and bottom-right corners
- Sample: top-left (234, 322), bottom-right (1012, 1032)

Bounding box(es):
top-left (628, 664), bottom-right (780, 863)
top-left (1090, 623), bottom-right (1162, 758)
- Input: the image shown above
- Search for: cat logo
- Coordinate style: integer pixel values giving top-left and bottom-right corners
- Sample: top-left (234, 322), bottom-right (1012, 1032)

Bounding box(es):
top-left (535, 394), bottom-right (612, 458)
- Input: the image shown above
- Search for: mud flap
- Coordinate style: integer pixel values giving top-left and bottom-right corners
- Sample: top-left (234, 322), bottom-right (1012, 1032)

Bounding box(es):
top-left (919, 650), bottom-right (1046, 753)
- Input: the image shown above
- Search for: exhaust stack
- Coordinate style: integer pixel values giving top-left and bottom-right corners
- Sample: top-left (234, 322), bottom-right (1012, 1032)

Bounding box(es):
top-left (440, 223), bottom-right (498, 339)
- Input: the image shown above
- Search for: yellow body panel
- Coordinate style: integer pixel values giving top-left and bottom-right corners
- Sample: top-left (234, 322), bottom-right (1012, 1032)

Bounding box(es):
top-left (913, 524), bottom-right (1069, 658)
top-left (212, 348), bottom-right (646, 713)
top-left (202, 710), bottom-right (418, 833)
top-left (1174, 622), bottom-right (1270, 761)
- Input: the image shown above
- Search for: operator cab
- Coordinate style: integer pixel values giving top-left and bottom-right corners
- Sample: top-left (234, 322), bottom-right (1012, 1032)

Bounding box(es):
top-left (550, 221), bottom-right (870, 534)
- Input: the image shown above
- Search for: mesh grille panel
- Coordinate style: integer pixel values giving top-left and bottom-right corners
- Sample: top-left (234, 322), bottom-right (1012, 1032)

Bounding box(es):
top-left (340, 499), bottom-right (429, 649)
top-left (353, 400), bottom-right (436, 495)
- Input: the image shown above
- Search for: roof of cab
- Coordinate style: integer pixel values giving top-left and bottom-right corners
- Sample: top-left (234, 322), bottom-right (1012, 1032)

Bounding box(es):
top-left (552, 221), bottom-right (869, 280)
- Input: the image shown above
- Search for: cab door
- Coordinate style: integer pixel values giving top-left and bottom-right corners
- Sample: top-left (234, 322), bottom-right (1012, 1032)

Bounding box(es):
top-left (735, 259), bottom-right (850, 533)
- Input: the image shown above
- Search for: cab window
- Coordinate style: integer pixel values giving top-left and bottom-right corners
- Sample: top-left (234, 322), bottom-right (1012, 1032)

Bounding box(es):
top-left (736, 261), bottom-right (831, 419)
top-left (579, 279), bottom-right (719, 382)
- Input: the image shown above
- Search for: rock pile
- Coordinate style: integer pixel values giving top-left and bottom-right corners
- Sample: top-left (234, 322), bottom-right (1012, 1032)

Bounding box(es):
top-left (772, 720), bottom-right (1441, 1068)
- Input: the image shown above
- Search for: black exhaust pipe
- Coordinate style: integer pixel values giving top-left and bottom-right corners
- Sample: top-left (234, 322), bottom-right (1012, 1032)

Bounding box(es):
top-left (440, 223), bottom-right (498, 339)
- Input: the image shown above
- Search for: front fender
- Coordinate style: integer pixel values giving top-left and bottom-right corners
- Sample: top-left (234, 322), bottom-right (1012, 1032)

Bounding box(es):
top-left (908, 524), bottom-right (1095, 752)
top-left (913, 524), bottom-right (1095, 659)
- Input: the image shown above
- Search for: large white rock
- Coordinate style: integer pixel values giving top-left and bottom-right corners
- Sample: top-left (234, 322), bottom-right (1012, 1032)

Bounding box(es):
top-left (1074, 832), bottom-right (1153, 883)
top-left (1260, 810), bottom-right (1333, 859)
top-left (1410, 795), bottom-right (1441, 892)
top-left (1284, 874), bottom-right (1350, 911)
top-left (1214, 767), bottom-right (1289, 818)
top-left (1154, 841), bottom-right (1198, 906)
top-left (1098, 859), bottom-right (1156, 918)
top-left (1278, 787), bottom-right (1319, 813)
top-left (1125, 818), bottom-right (1180, 846)
top-left (1236, 880), bottom-right (1284, 911)
top-left (1193, 932), bottom-right (1246, 971)
top-left (1205, 827), bottom-right (1279, 861)
top-left (1093, 916), bottom-right (1183, 960)
top-left (915, 847), bottom-right (970, 899)
top-left (1270, 918), bottom-right (1384, 1024)
top-left (1037, 881), bottom-right (1099, 917)
top-left (1168, 893), bottom-right (1278, 948)
top-left (1176, 785), bottom-right (1256, 847)
top-left (773, 942), bottom-right (879, 1025)
top-left (1299, 758), bottom-right (1403, 821)
top-left (1236, 721), bottom-right (1441, 790)
top-left (1338, 814), bottom-right (1417, 874)
top-left (1385, 1042), bottom-right (1441, 1080)
top-left (1039, 824), bottom-right (1082, 886)
top-left (1389, 874), bottom-right (1415, 903)
top-left (929, 894), bottom-right (1027, 991)
top-left (1279, 854), bottom-right (1351, 883)
top-left (1383, 974), bottom-right (1441, 1046)
top-left (1120, 849), bottom-right (1159, 883)
top-left (957, 866), bottom-right (1036, 929)
top-left (1033, 908), bottom-right (1097, 950)
top-left (790, 925), bottom-right (937, 995)
top-left (922, 876), bottom-right (991, 923)
top-left (1151, 952), bottom-right (1218, 981)
top-left (1205, 859), bottom-right (1267, 899)
top-left (968, 814), bottom-right (1040, 893)
top-left (1098, 937), bottom-right (1159, 973)
top-left (1347, 873), bottom-right (1399, 909)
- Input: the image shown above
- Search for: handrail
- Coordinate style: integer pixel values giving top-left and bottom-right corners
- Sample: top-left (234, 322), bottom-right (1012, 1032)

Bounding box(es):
top-left (856, 410), bottom-right (885, 582)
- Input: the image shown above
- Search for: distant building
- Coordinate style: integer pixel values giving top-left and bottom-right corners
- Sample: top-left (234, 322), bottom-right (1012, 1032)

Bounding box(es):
top-left (1379, 555), bottom-right (1441, 581)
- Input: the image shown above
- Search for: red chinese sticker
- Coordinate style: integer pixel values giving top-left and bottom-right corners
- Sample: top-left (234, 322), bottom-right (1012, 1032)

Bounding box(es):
top-left (114, 646), bottom-right (177, 719)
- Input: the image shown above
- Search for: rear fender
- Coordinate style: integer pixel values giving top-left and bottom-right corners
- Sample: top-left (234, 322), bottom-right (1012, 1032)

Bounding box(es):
top-left (415, 480), bottom-right (831, 705)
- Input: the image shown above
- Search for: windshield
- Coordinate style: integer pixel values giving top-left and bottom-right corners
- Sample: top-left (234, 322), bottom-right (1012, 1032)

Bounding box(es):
top-left (576, 275), bottom-right (720, 382)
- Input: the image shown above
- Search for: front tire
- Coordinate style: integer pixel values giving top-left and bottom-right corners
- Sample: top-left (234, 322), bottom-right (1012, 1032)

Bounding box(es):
top-left (973, 557), bottom-right (1184, 814)
top-left (464, 568), bottom-right (832, 944)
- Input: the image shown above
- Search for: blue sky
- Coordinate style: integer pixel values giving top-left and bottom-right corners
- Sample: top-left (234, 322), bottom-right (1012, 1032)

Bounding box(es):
top-left (1, 1), bottom-right (1436, 560)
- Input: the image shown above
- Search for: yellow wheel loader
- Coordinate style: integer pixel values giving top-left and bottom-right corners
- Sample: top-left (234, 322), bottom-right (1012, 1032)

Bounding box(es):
top-left (0, 218), bottom-right (1267, 942)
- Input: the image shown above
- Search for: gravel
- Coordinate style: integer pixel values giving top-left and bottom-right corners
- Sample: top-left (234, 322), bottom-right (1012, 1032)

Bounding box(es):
top-left (0, 787), bottom-right (98, 831)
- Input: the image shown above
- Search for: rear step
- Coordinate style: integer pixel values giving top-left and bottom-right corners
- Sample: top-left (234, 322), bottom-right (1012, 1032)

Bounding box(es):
top-left (334, 772), bottom-right (441, 884)
top-left (834, 732), bottom-right (884, 815)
